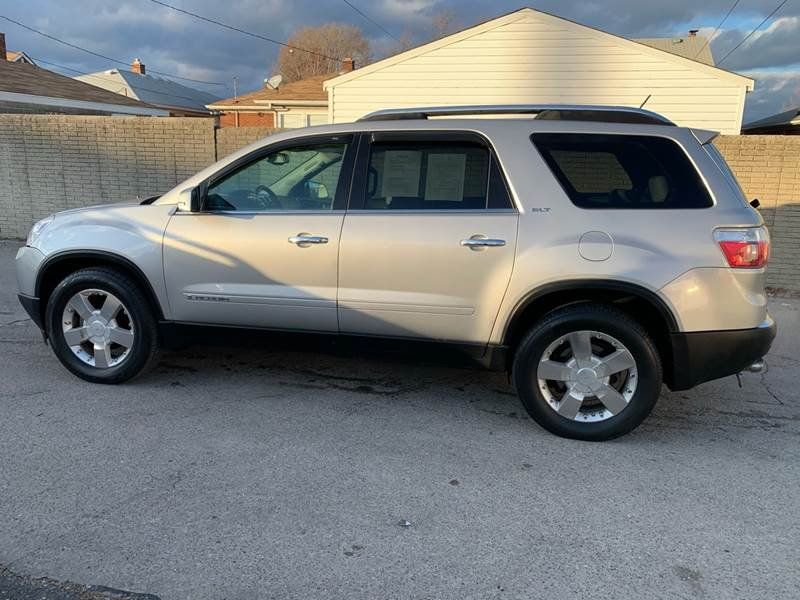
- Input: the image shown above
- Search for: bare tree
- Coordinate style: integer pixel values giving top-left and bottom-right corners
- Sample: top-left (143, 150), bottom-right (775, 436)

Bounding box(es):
top-left (274, 23), bottom-right (370, 82)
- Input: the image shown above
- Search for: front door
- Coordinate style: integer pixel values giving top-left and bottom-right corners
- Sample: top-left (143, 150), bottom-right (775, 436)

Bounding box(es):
top-left (164, 134), bottom-right (354, 332)
top-left (337, 133), bottom-right (519, 344)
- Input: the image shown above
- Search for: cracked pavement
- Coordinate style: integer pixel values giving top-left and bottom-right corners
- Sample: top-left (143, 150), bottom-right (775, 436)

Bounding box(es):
top-left (1, 240), bottom-right (798, 599)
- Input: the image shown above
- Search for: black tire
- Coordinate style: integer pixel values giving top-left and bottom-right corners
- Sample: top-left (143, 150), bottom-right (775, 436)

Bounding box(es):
top-left (512, 304), bottom-right (662, 441)
top-left (45, 267), bottom-right (160, 384)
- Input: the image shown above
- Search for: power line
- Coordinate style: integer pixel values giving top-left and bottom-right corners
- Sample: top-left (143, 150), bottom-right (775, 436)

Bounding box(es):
top-left (146, 0), bottom-right (343, 62)
top-left (694, 0), bottom-right (740, 59)
top-left (29, 56), bottom-right (221, 106)
top-left (341, 0), bottom-right (401, 43)
top-left (0, 14), bottom-right (226, 86)
top-left (717, 0), bottom-right (789, 65)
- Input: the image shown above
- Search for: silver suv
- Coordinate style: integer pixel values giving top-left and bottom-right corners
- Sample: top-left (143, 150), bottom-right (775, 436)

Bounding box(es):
top-left (15, 105), bottom-right (776, 440)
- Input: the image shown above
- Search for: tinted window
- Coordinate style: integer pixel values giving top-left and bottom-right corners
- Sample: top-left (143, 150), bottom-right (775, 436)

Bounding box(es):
top-left (531, 133), bottom-right (713, 209)
top-left (206, 141), bottom-right (348, 211)
top-left (364, 141), bottom-right (511, 210)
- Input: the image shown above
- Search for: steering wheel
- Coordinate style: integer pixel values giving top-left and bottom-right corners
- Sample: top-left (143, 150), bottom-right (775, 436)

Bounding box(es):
top-left (255, 185), bottom-right (282, 209)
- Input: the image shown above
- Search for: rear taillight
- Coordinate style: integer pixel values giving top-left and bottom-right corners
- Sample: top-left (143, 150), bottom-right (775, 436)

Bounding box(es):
top-left (714, 227), bottom-right (770, 268)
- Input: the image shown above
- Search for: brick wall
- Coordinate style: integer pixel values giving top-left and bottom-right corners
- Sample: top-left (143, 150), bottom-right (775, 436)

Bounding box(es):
top-left (218, 111), bottom-right (276, 129)
top-left (716, 135), bottom-right (800, 290)
top-left (0, 115), bottom-right (215, 239)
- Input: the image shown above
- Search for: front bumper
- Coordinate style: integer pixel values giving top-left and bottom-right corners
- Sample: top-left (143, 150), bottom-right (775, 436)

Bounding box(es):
top-left (667, 316), bottom-right (777, 391)
top-left (18, 293), bottom-right (44, 331)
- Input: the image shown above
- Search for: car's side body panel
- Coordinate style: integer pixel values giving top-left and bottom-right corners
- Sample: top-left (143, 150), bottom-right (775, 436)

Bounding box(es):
top-left (28, 203), bottom-right (175, 318)
top-left (162, 211), bottom-right (345, 331)
top-left (338, 211), bottom-right (519, 342)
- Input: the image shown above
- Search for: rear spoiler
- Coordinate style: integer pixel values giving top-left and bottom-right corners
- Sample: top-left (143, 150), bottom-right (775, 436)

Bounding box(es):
top-left (690, 129), bottom-right (720, 145)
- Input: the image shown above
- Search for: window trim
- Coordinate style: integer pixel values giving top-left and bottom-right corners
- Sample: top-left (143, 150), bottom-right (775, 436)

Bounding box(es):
top-left (530, 132), bottom-right (716, 210)
top-left (199, 133), bottom-right (356, 213)
top-left (347, 131), bottom-right (517, 213)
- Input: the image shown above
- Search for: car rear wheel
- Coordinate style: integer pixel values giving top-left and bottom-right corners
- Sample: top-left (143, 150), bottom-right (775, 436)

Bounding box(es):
top-left (512, 304), bottom-right (662, 441)
top-left (45, 268), bottom-right (159, 383)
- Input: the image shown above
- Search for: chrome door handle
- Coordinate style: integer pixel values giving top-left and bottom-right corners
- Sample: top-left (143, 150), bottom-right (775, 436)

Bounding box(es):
top-left (460, 237), bottom-right (506, 249)
top-left (289, 234), bottom-right (329, 246)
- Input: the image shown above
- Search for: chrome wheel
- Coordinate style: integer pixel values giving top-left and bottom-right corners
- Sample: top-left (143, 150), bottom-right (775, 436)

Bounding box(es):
top-left (537, 330), bottom-right (637, 423)
top-left (61, 289), bottom-right (135, 368)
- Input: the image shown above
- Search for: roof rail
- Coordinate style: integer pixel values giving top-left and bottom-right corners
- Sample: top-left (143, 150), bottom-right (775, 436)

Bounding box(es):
top-left (358, 104), bottom-right (675, 126)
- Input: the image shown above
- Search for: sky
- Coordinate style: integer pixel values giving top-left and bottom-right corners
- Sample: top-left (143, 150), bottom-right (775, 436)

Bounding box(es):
top-left (1, 0), bottom-right (798, 123)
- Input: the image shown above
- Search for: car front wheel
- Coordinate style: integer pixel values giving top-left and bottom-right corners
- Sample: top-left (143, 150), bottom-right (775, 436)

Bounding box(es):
top-left (45, 267), bottom-right (159, 384)
top-left (512, 304), bottom-right (662, 441)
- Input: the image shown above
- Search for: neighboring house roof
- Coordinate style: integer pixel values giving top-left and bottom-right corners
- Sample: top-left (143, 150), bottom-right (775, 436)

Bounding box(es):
top-left (207, 73), bottom-right (333, 111)
top-left (325, 8), bottom-right (752, 91)
top-left (0, 60), bottom-right (167, 116)
top-left (634, 36), bottom-right (714, 66)
top-left (74, 69), bottom-right (219, 114)
top-left (6, 50), bottom-right (36, 65)
top-left (742, 107), bottom-right (800, 132)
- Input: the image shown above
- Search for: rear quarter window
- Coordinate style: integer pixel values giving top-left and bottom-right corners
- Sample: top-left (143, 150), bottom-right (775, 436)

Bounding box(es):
top-left (531, 133), bottom-right (713, 209)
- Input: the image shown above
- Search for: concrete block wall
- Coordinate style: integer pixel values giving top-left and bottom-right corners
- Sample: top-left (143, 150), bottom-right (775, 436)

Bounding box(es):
top-left (0, 116), bottom-right (798, 290)
top-left (0, 115), bottom-right (215, 239)
top-left (716, 135), bottom-right (800, 290)
top-left (215, 127), bottom-right (278, 160)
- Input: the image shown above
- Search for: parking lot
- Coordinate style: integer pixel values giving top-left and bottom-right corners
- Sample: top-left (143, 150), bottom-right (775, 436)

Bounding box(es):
top-left (0, 239), bottom-right (798, 599)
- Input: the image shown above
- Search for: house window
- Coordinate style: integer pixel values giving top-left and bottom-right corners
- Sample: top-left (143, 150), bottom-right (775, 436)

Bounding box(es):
top-left (278, 112), bottom-right (329, 129)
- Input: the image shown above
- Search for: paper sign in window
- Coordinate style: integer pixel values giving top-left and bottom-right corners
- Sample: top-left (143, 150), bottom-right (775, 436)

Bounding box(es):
top-left (425, 153), bottom-right (466, 201)
top-left (381, 150), bottom-right (422, 198)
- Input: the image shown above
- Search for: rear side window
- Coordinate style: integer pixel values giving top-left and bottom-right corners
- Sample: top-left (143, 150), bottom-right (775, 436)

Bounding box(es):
top-left (531, 133), bottom-right (713, 209)
top-left (363, 141), bottom-right (512, 210)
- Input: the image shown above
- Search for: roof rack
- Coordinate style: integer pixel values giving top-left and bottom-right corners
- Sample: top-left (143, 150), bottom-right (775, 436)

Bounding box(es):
top-left (357, 104), bottom-right (675, 126)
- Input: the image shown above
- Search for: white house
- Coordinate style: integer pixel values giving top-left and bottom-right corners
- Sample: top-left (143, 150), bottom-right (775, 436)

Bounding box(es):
top-left (324, 8), bottom-right (754, 134)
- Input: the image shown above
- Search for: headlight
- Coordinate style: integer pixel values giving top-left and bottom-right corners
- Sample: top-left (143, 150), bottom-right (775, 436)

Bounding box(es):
top-left (26, 215), bottom-right (54, 247)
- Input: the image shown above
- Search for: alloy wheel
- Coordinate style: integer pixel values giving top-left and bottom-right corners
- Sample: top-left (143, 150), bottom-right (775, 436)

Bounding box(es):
top-left (536, 330), bottom-right (638, 422)
top-left (61, 289), bottom-right (135, 368)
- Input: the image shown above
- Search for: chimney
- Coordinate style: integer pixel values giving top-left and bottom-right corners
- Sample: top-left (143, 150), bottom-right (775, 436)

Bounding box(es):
top-left (341, 57), bottom-right (354, 73)
top-left (688, 29), bottom-right (699, 37)
top-left (131, 57), bottom-right (145, 75)
top-left (0, 33), bottom-right (7, 62)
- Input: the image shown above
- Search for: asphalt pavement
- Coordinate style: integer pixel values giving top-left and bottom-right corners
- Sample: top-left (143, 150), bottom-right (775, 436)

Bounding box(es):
top-left (1, 240), bottom-right (798, 600)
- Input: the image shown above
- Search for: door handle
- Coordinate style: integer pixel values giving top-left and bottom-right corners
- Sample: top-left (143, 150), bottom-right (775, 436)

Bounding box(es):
top-left (461, 236), bottom-right (506, 250)
top-left (289, 234), bottom-right (329, 246)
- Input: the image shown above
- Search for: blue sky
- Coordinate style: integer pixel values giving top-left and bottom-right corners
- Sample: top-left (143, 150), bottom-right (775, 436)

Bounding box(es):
top-left (2, 0), bottom-right (798, 122)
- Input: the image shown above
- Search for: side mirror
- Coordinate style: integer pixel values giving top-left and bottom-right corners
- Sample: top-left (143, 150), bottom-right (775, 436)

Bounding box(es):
top-left (306, 181), bottom-right (329, 199)
top-left (177, 186), bottom-right (202, 212)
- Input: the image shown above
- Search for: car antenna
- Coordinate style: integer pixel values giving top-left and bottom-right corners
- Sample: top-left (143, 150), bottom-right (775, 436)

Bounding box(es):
top-left (639, 94), bottom-right (652, 109)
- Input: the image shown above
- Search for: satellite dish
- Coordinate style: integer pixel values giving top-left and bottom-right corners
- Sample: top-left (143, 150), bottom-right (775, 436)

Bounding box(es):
top-left (264, 74), bottom-right (283, 90)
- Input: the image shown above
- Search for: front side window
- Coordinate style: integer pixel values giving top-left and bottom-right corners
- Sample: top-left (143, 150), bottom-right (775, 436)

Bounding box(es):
top-left (206, 140), bottom-right (348, 211)
top-left (364, 141), bottom-right (511, 210)
top-left (531, 133), bottom-right (713, 209)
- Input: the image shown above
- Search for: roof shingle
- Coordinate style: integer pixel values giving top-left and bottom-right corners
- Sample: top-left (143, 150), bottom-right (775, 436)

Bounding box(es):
top-left (0, 60), bottom-right (157, 109)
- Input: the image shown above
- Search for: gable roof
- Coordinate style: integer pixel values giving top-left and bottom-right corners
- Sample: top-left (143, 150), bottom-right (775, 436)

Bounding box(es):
top-left (0, 60), bottom-right (165, 115)
top-left (207, 73), bottom-right (332, 110)
top-left (75, 69), bottom-right (219, 114)
top-left (635, 35), bottom-right (714, 66)
top-left (325, 7), bottom-right (753, 90)
top-left (6, 50), bottom-right (36, 65)
top-left (743, 106), bottom-right (800, 131)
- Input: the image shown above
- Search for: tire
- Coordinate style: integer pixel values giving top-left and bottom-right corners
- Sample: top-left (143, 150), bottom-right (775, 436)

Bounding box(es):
top-left (512, 304), bottom-right (662, 441)
top-left (45, 267), bottom-right (160, 384)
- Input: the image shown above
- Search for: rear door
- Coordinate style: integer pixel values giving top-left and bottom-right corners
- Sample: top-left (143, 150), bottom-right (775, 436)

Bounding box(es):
top-left (337, 132), bottom-right (519, 344)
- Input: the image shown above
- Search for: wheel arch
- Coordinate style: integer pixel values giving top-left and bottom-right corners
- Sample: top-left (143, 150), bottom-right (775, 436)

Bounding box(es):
top-left (501, 279), bottom-right (679, 382)
top-left (35, 251), bottom-right (166, 325)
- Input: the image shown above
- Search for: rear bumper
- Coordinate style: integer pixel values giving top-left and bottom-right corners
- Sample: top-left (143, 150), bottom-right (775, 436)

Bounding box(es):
top-left (18, 293), bottom-right (44, 331)
top-left (667, 316), bottom-right (776, 391)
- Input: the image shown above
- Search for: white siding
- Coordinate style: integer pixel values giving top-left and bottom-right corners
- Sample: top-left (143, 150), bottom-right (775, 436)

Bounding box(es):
top-left (327, 11), bottom-right (751, 134)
